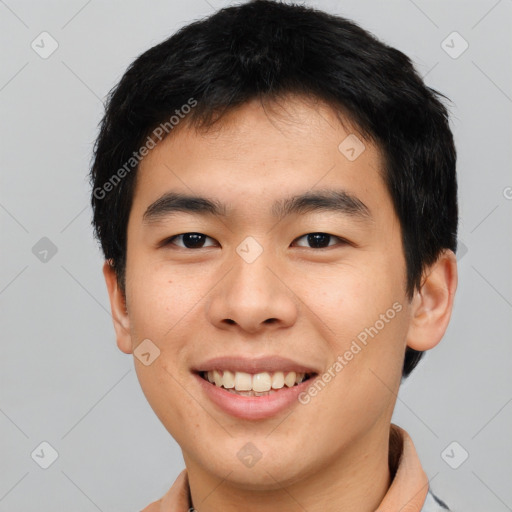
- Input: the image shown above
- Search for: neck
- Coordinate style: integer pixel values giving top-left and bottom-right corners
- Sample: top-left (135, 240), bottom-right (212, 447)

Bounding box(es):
top-left (184, 425), bottom-right (393, 512)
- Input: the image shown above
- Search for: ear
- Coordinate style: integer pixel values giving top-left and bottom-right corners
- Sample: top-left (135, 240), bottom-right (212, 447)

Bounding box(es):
top-left (103, 260), bottom-right (133, 354)
top-left (406, 249), bottom-right (458, 351)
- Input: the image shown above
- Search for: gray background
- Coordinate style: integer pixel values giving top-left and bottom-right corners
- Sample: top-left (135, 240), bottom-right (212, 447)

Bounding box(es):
top-left (1, 0), bottom-right (511, 511)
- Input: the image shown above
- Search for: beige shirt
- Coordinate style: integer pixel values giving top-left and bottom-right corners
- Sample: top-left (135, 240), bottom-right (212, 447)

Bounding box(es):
top-left (141, 424), bottom-right (435, 512)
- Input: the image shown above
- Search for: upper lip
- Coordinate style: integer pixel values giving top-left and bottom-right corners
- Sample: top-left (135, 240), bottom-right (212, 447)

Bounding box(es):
top-left (192, 355), bottom-right (320, 375)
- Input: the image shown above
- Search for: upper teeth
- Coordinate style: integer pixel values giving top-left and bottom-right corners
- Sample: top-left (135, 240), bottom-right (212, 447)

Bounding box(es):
top-left (205, 370), bottom-right (307, 392)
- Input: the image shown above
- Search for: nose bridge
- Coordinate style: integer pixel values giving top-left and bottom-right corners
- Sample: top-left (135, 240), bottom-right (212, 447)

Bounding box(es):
top-left (207, 239), bottom-right (298, 332)
top-left (229, 242), bottom-right (279, 309)
top-left (233, 247), bottom-right (273, 298)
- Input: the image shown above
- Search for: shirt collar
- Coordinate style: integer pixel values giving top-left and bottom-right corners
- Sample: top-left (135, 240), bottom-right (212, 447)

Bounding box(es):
top-left (143, 424), bottom-right (429, 512)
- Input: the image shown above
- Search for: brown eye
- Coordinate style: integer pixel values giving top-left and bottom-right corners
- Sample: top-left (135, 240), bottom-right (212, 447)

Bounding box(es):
top-left (293, 232), bottom-right (346, 249)
top-left (165, 232), bottom-right (217, 249)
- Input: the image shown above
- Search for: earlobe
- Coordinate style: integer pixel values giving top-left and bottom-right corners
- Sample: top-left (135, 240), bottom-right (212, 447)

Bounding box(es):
top-left (102, 260), bottom-right (133, 354)
top-left (406, 249), bottom-right (458, 352)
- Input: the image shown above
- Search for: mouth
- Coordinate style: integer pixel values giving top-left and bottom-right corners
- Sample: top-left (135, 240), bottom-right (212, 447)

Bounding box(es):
top-left (191, 355), bottom-right (321, 419)
top-left (196, 369), bottom-right (318, 397)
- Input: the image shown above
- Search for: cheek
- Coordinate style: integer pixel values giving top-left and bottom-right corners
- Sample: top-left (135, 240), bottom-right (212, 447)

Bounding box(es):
top-left (134, 358), bottom-right (200, 446)
top-left (306, 309), bottom-right (407, 438)
top-left (126, 257), bottom-right (208, 341)
top-left (125, 258), bottom-right (213, 410)
top-left (298, 261), bottom-right (404, 335)
top-left (303, 262), bottom-right (408, 387)
top-left (328, 300), bottom-right (408, 416)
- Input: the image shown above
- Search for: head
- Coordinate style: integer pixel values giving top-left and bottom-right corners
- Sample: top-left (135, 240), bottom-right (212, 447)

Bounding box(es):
top-left (90, 0), bottom-right (457, 493)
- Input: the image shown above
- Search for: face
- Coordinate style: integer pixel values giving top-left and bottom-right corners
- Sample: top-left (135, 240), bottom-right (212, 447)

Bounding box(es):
top-left (114, 96), bottom-right (417, 489)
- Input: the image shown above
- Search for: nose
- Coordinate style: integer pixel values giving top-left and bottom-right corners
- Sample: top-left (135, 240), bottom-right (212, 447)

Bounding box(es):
top-left (206, 246), bottom-right (298, 334)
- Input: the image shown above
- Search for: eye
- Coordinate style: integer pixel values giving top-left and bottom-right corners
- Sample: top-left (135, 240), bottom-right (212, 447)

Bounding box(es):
top-left (162, 232), bottom-right (348, 250)
top-left (292, 232), bottom-right (347, 249)
top-left (163, 232), bottom-right (217, 249)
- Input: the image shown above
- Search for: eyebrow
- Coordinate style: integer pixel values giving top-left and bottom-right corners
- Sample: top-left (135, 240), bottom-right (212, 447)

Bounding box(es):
top-left (142, 189), bottom-right (372, 224)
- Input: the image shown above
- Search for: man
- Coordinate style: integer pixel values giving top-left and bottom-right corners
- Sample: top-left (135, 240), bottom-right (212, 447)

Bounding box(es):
top-left (90, 1), bottom-right (458, 510)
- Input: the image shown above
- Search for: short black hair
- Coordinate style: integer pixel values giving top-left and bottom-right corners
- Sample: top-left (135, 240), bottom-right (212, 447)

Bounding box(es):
top-left (89, 0), bottom-right (458, 378)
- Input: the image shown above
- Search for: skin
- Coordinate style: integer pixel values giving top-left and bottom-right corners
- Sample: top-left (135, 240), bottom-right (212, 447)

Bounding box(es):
top-left (103, 95), bottom-right (457, 512)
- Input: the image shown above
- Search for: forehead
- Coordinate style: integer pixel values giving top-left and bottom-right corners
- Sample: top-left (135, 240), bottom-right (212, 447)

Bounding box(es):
top-left (132, 95), bottom-right (389, 221)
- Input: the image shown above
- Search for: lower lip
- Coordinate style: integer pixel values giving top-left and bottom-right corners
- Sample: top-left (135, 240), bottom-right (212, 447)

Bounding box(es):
top-left (194, 372), bottom-right (316, 420)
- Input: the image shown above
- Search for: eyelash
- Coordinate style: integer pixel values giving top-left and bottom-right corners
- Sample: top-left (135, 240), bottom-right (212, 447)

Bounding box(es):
top-left (162, 232), bottom-right (349, 250)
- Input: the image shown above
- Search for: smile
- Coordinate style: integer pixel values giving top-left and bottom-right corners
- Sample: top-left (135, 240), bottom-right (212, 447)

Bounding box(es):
top-left (194, 370), bottom-right (319, 420)
top-left (200, 370), bottom-right (315, 396)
